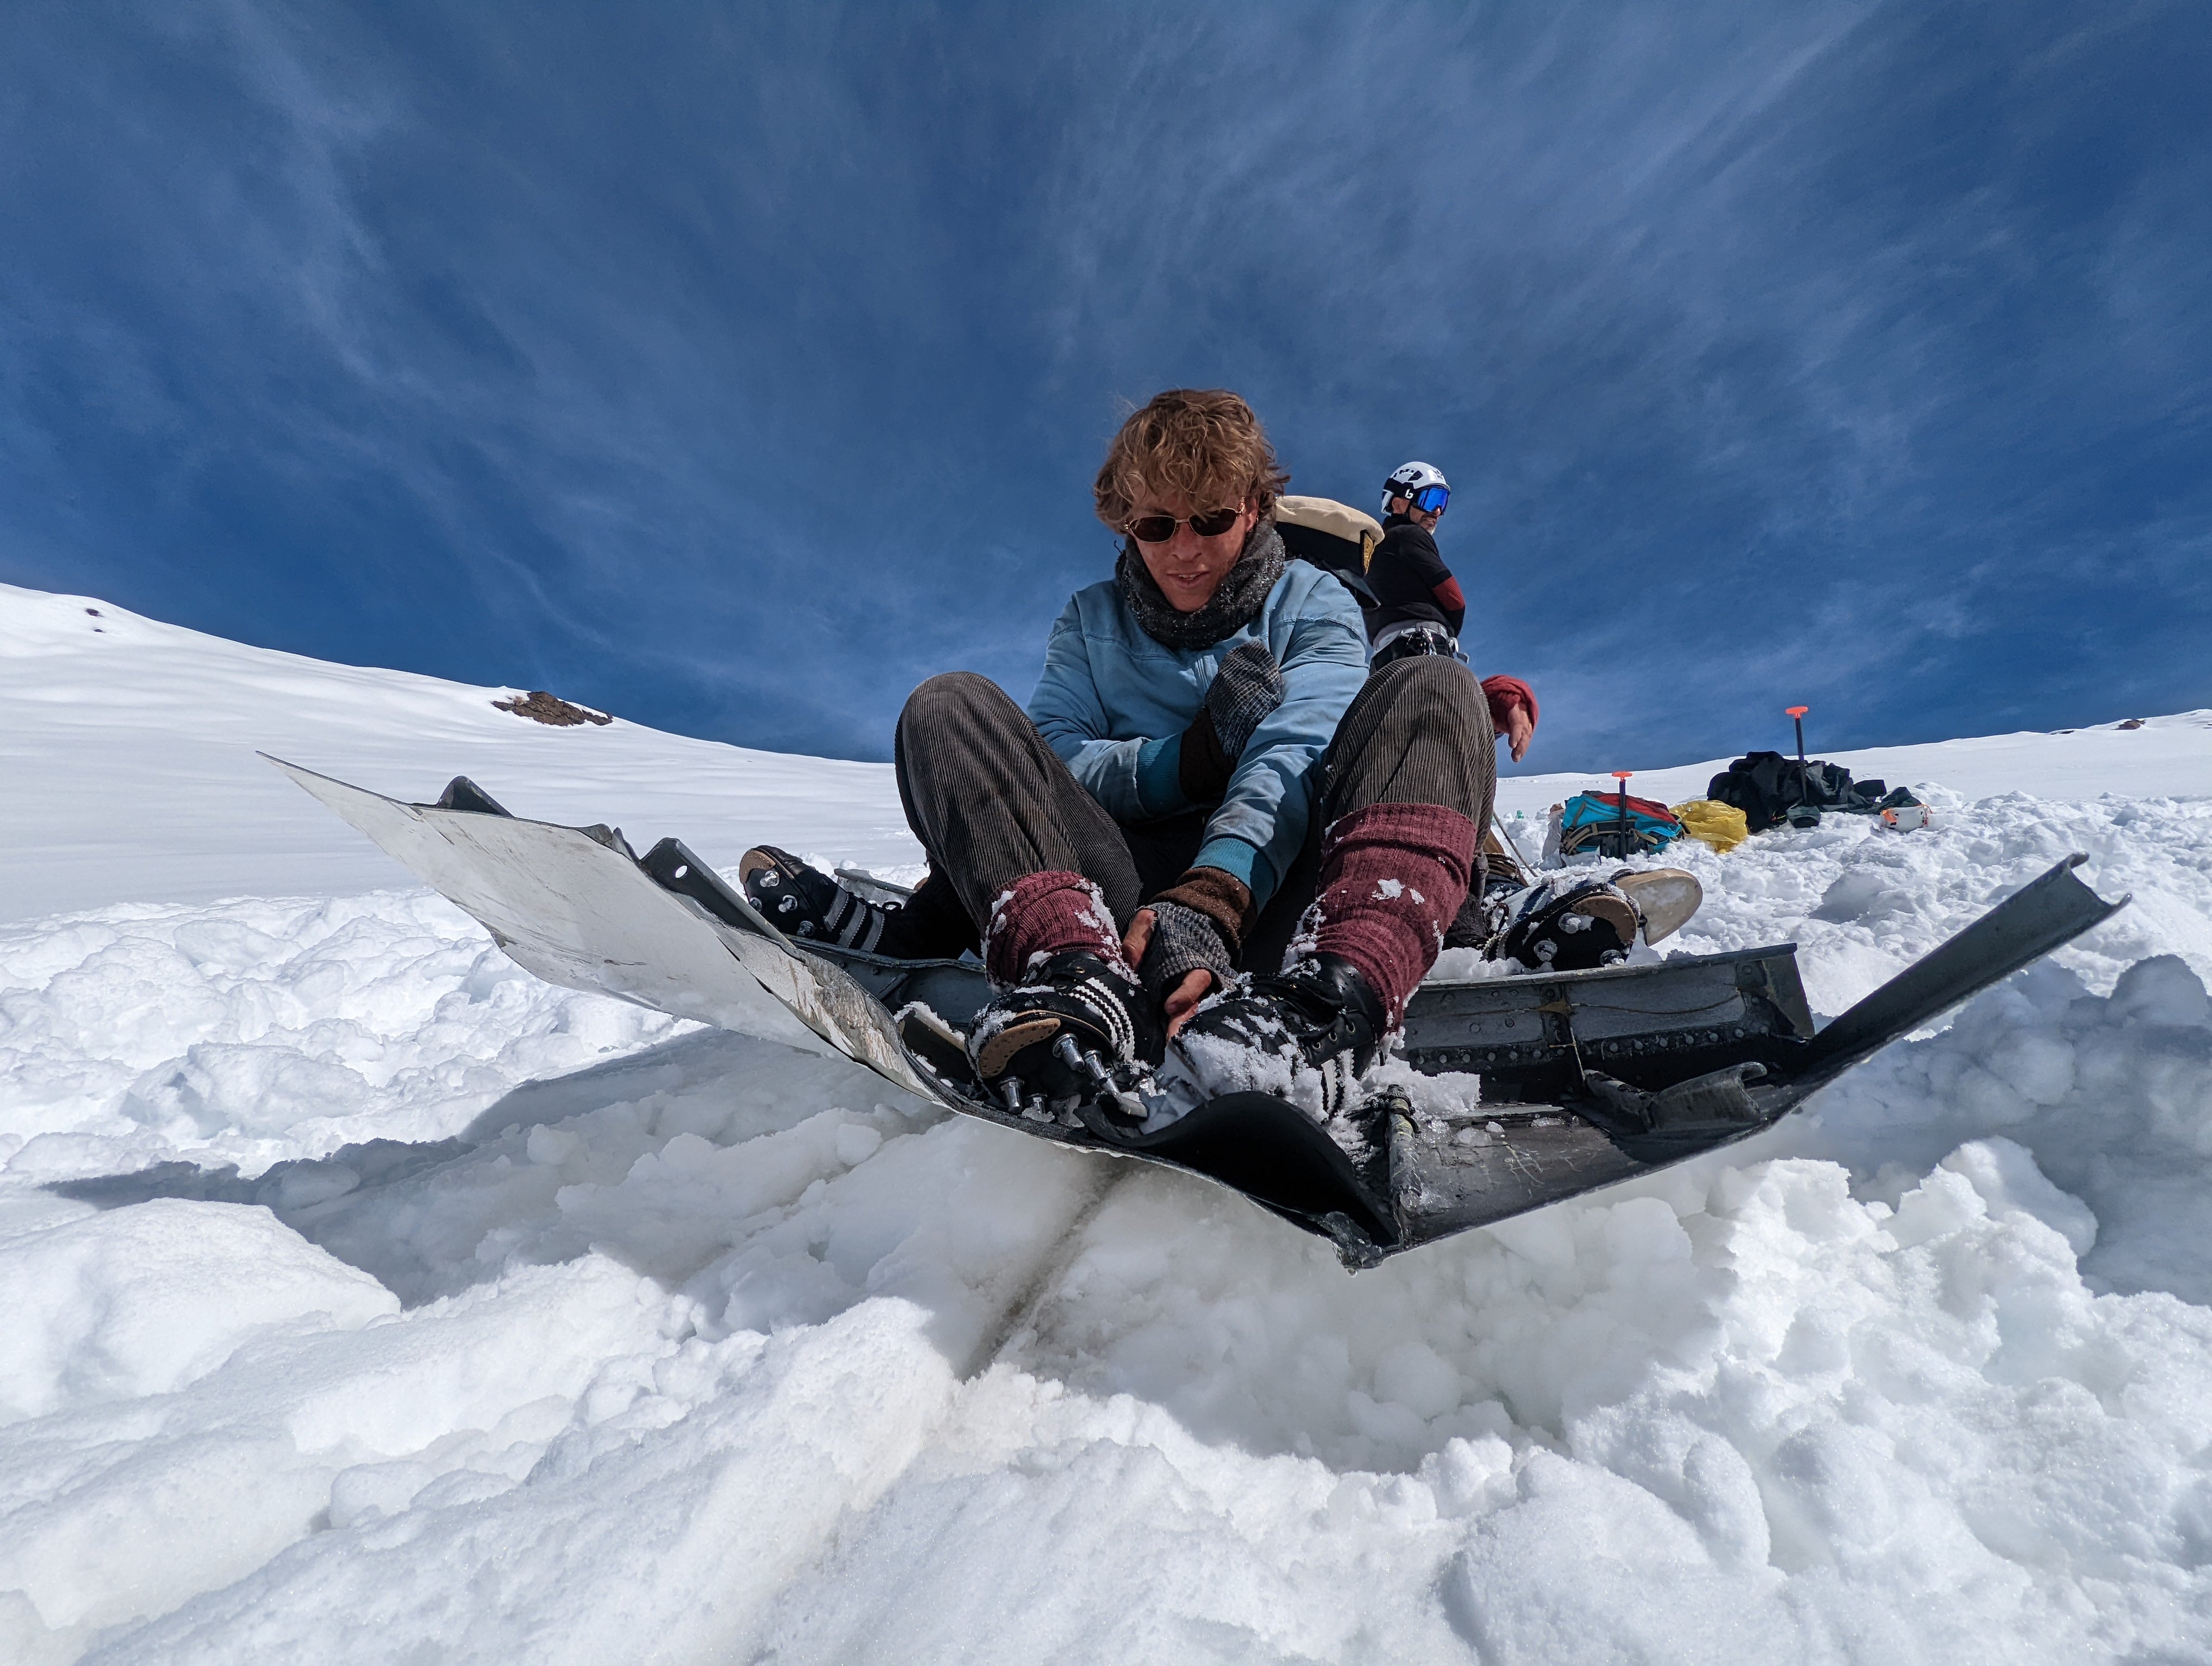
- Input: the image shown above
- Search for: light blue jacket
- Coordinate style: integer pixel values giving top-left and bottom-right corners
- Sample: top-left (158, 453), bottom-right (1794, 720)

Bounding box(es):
top-left (1027, 560), bottom-right (1369, 909)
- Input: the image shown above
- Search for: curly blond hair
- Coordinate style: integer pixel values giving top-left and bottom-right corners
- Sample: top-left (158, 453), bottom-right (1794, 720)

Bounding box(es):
top-left (1092, 389), bottom-right (1290, 531)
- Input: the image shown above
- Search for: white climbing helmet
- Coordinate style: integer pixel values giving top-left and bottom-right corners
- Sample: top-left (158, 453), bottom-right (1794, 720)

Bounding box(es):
top-left (1381, 460), bottom-right (1450, 517)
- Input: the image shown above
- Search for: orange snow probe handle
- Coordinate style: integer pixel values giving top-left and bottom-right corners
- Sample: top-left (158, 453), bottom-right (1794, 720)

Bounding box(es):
top-left (1786, 706), bottom-right (1809, 718)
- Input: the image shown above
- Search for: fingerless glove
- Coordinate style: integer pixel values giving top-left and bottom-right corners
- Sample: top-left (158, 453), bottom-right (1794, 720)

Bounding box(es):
top-left (1136, 865), bottom-right (1256, 1006)
top-left (1137, 900), bottom-right (1237, 1007)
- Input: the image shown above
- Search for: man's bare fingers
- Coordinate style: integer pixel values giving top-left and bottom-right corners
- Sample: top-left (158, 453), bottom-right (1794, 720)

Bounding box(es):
top-left (1507, 708), bottom-right (1535, 762)
top-left (1123, 907), bottom-right (1155, 966)
top-left (1162, 969), bottom-right (1212, 1038)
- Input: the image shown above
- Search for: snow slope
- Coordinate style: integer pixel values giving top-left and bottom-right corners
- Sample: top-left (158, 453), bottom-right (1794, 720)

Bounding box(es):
top-left (0, 582), bottom-right (923, 922)
top-left (5, 581), bottom-right (2212, 1663)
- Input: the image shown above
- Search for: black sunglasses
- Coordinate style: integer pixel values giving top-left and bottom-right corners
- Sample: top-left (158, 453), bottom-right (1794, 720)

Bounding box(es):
top-left (1125, 507), bottom-right (1242, 543)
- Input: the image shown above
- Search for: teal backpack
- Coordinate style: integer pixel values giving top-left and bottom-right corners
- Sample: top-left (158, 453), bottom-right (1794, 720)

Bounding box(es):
top-left (1557, 791), bottom-right (1683, 861)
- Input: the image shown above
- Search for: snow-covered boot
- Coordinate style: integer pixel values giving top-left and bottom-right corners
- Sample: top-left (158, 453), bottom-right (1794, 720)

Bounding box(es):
top-left (963, 870), bottom-right (1163, 1123)
top-left (1155, 801), bottom-right (1472, 1120)
top-left (738, 845), bottom-right (897, 951)
top-left (1159, 953), bottom-right (1387, 1123)
top-left (966, 950), bottom-right (1163, 1122)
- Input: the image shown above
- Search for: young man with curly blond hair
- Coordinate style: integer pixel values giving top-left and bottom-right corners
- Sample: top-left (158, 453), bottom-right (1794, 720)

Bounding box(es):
top-left (740, 390), bottom-right (1533, 1121)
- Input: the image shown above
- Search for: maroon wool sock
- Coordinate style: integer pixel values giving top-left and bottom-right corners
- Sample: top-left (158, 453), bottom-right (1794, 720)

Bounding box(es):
top-left (1306, 803), bottom-right (1479, 1028)
top-left (983, 870), bottom-right (1127, 985)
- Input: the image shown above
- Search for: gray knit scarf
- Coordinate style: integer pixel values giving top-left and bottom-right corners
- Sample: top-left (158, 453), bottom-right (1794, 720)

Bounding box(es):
top-left (1115, 521), bottom-right (1286, 650)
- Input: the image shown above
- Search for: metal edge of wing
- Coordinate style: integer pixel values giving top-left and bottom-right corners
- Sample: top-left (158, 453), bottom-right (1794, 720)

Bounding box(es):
top-left (261, 752), bottom-right (420, 833)
top-left (263, 754), bottom-right (951, 1107)
top-left (1788, 853), bottom-right (2128, 1091)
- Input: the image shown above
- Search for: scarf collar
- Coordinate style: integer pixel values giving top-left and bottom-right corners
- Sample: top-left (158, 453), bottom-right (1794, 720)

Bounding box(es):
top-left (1115, 520), bottom-right (1286, 651)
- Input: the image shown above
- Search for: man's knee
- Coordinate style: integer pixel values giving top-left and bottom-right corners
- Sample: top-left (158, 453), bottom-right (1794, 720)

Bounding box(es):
top-left (1364, 655), bottom-right (1484, 738)
top-left (896, 671), bottom-right (1050, 819)
top-left (898, 672), bottom-right (1033, 766)
top-left (901, 670), bottom-right (1019, 730)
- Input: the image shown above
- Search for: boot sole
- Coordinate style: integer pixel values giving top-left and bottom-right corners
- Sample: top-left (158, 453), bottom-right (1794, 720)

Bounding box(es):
top-left (1568, 893), bottom-right (1639, 947)
top-left (736, 847), bottom-right (798, 889)
top-left (1615, 869), bottom-right (1703, 944)
top-left (974, 1016), bottom-right (1064, 1080)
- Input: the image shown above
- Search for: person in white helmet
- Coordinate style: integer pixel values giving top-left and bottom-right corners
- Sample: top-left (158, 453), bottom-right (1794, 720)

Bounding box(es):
top-left (1368, 461), bottom-right (1536, 763)
top-left (1367, 462), bottom-right (1461, 656)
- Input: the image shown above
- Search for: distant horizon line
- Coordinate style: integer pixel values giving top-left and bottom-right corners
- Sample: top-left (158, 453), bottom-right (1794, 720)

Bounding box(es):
top-left (10, 576), bottom-right (2202, 787)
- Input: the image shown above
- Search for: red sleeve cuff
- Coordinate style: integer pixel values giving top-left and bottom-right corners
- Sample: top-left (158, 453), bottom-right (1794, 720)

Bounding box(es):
top-left (1481, 674), bottom-right (1538, 736)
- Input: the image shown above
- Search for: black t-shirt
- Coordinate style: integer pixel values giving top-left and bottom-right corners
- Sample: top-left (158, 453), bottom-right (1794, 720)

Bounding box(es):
top-left (1363, 514), bottom-right (1467, 640)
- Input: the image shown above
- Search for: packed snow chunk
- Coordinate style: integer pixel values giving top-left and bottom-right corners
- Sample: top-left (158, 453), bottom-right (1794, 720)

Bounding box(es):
top-left (325, 1458), bottom-right (440, 1530)
top-left (1372, 1340), bottom-right (1467, 1423)
top-left (553, 1106), bottom-right (904, 1282)
top-left (1802, 952), bottom-right (2212, 1302)
top-left (1811, 867), bottom-right (1917, 925)
top-left (0, 1200), bottom-right (396, 1421)
top-left (2110, 951), bottom-right (2212, 1030)
top-left (1939, 1137), bottom-right (2098, 1256)
top-left (0, 1588), bottom-right (74, 1666)
top-left (526, 1123), bottom-right (582, 1167)
top-left (120, 1043), bottom-right (380, 1138)
top-left (1446, 1450), bottom-right (1804, 1662)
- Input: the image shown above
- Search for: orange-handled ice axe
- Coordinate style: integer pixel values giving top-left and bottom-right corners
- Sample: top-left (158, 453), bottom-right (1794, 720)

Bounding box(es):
top-left (1782, 707), bottom-right (1822, 829)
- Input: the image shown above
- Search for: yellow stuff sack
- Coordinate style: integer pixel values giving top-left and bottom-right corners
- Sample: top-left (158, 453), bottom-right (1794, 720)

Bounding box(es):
top-left (1672, 798), bottom-right (1750, 854)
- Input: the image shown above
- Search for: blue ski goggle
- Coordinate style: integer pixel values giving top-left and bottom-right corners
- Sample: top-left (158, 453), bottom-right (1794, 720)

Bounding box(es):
top-left (1399, 483), bottom-right (1450, 515)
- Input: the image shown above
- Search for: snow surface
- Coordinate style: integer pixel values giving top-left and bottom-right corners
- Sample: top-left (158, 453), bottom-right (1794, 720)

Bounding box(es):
top-left (5, 580), bottom-right (2212, 1662)
top-left (0, 583), bottom-right (924, 923)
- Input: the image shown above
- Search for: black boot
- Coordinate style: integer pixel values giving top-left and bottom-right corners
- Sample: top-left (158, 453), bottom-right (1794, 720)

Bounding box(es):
top-left (1493, 876), bottom-right (1638, 971)
top-left (1160, 953), bottom-right (1387, 1122)
top-left (965, 950), bottom-right (1165, 1123)
top-left (739, 845), bottom-right (982, 960)
top-left (739, 845), bottom-right (897, 951)
top-left (1485, 868), bottom-right (1703, 971)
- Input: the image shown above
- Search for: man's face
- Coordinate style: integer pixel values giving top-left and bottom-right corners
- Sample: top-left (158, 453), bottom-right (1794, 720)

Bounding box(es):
top-left (1130, 492), bottom-right (1258, 613)
top-left (1390, 495), bottom-right (1443, 533)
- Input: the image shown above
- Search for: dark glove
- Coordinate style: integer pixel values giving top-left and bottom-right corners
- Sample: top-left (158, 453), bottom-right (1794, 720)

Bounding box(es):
top-left (1137, 866), bottom-right (1255, 1007)
top-left (1178, 640), bottom-right (1286, 803)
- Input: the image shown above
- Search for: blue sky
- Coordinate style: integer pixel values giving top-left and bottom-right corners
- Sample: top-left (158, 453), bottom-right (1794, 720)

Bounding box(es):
top-left (4, 2), bottom-right (2208, 774)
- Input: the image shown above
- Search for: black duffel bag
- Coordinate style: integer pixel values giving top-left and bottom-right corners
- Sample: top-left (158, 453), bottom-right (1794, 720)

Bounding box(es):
top-left (1707, 751), bottom-right (1902, 831)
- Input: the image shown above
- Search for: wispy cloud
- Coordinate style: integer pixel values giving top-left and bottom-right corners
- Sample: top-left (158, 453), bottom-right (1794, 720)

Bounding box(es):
top-left (2, 0), bottom-right (2207, 770)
